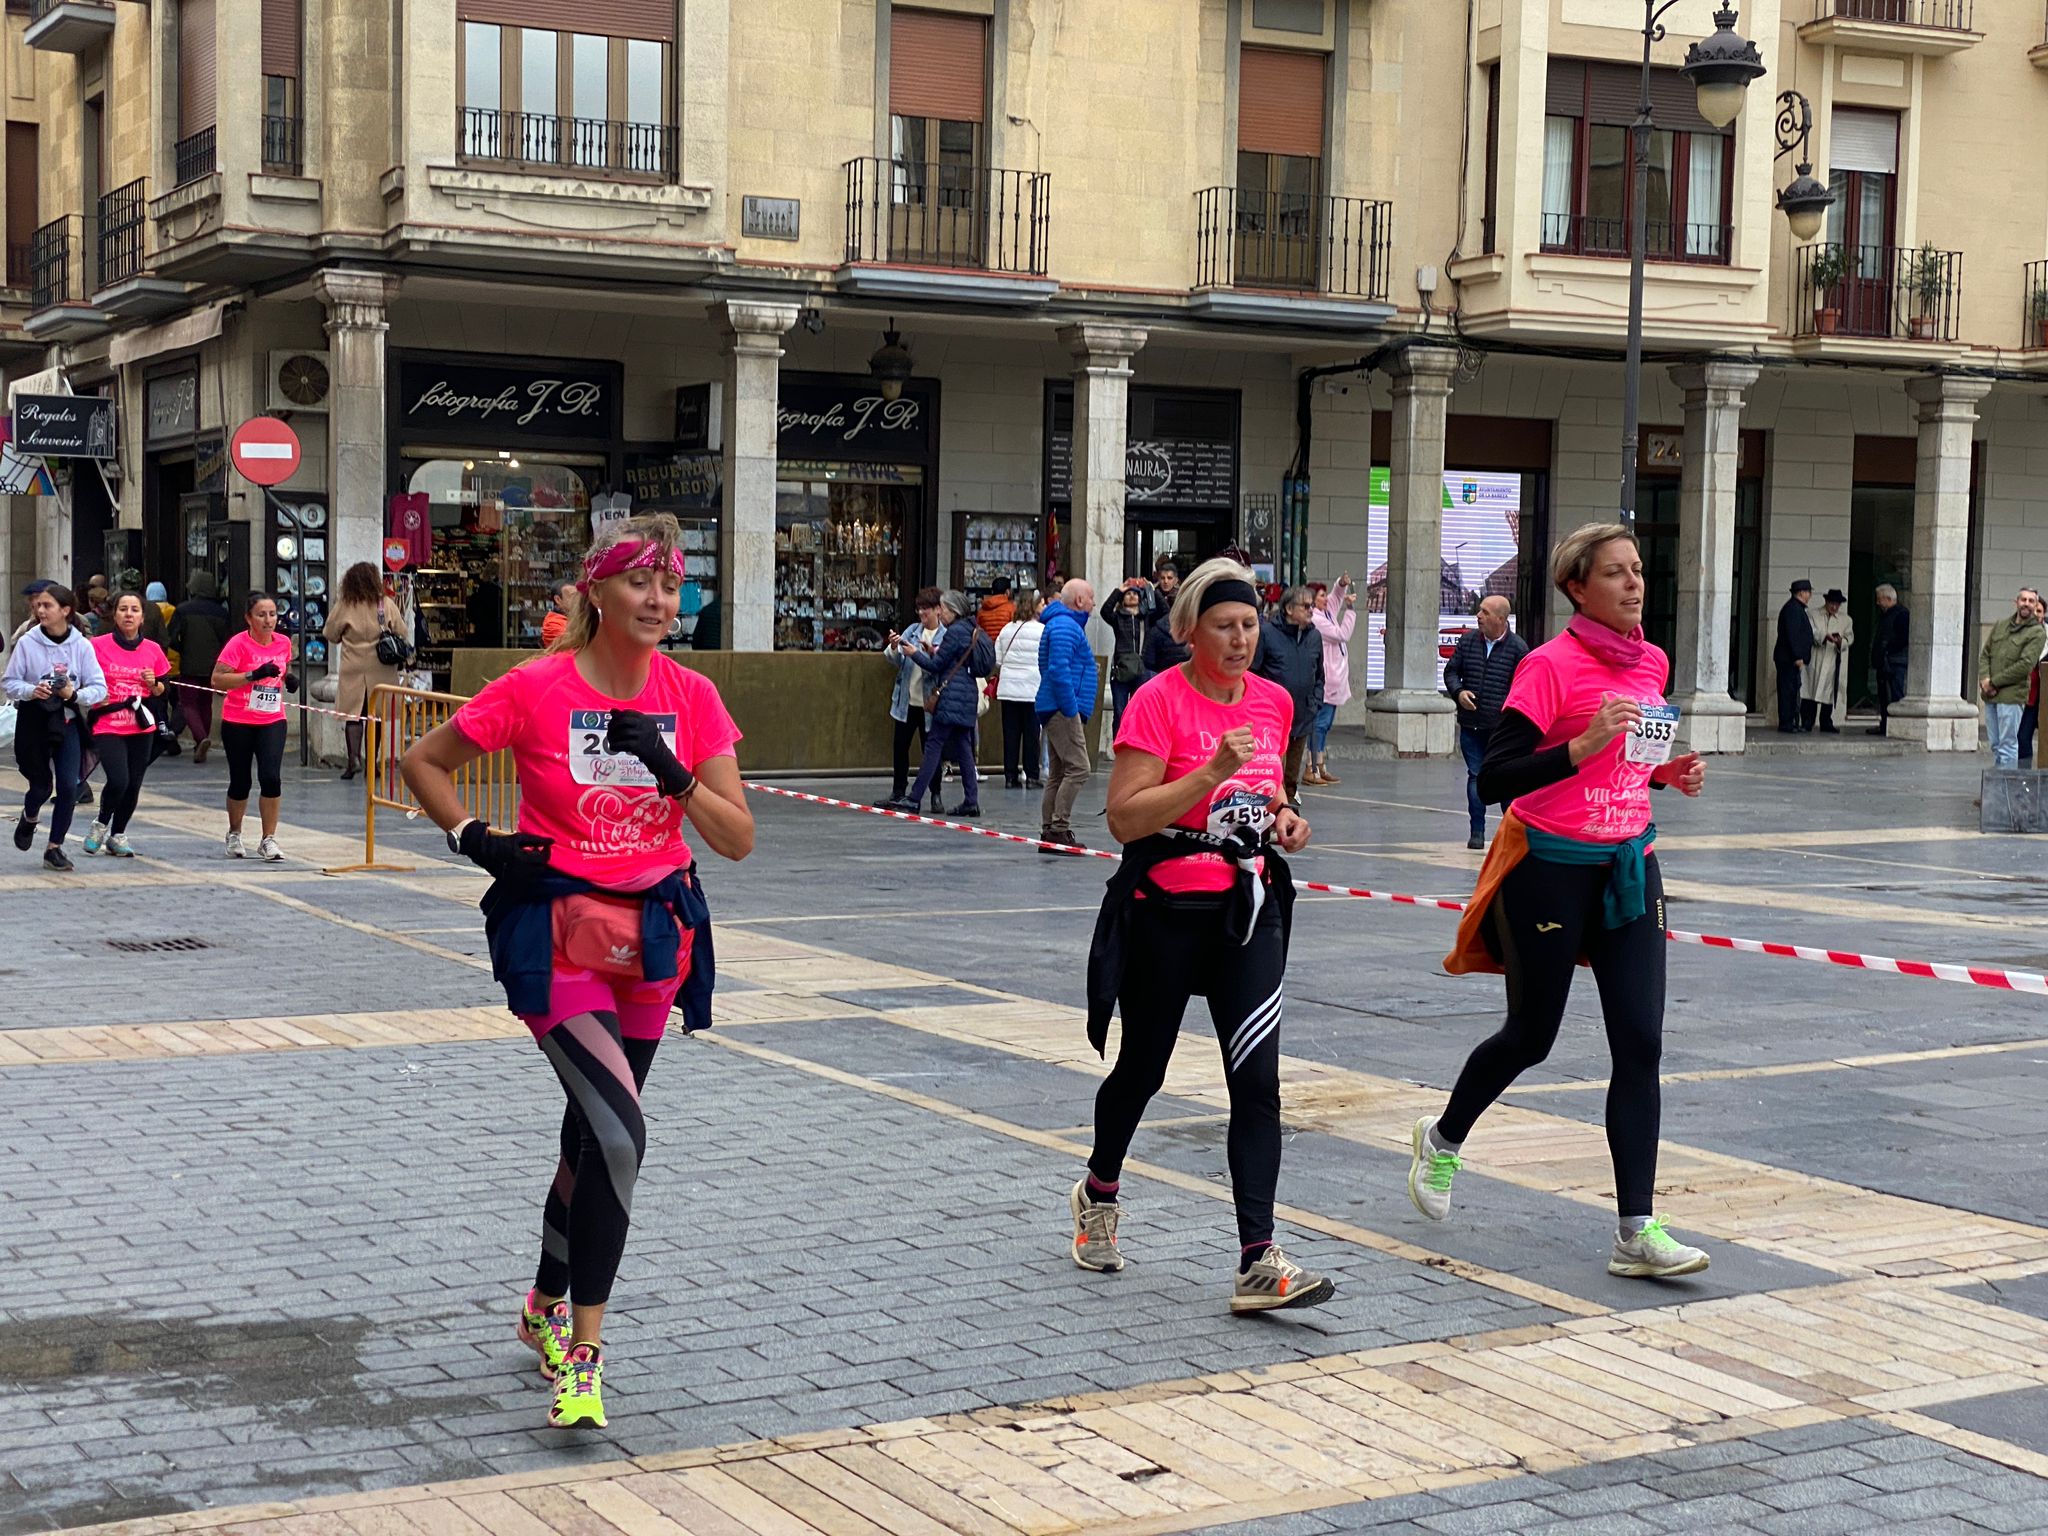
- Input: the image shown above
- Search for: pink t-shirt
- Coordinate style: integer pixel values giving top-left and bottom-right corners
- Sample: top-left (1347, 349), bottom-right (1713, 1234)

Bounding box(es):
top-left (216, 631), bottom-right (296, 727)
top-left (1502, 629), bottom-right (1670, 843)
top-left (1113, 666), bottom-right (1290, 894)
top-left (452, 650), bottom-right (742, 891)
top-left (90, 634), bottom-right (170, 736)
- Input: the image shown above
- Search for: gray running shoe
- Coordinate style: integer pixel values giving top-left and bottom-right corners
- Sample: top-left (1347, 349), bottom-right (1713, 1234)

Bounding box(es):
top-left (1231, 1244), bottom-right (1334, 1313)
top-left (224, 831), bottom-right (247, 859)
top-left (1608, 1217), bottom-right (1710, 1279)
top-left (1069, 1179), bottom-right (1124, 1272)
top-left (1407, 1115), bottom-right (1461, 1222)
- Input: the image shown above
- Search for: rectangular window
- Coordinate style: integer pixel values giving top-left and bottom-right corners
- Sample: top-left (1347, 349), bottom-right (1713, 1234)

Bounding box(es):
top-left (889, 8), bottom-right (989, 221)
top-left (570, 33), bottom-right (607, 165)
top-left (462, 21), bottom-right (500, 156)
top-left (260, 0), bottom-right (299, 78)
top-left (458, 18), bottom-right (670, 175)
top-left (5, 121), bottom-right (36, 290)
top-left (521, 28), bottom-right (557, 160)
top-left (1236, 46), bottom-right (1327, 288)
top-left (178, 0), bottom-right (217, 139)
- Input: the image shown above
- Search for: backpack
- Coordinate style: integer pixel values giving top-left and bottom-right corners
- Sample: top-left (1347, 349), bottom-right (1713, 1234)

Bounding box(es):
top-left (966, 627), bottom-right (996, 679)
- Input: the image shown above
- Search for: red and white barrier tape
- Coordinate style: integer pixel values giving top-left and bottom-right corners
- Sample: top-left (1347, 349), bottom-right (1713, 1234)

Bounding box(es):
top-left (741, 781), bottom-right (2048, 998)
top-left (167, 680), bottom-right (369, 724)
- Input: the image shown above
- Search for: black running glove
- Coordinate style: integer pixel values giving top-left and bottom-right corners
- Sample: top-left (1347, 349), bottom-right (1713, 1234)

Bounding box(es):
top-left (247, 661), bottom-right (282, 682)
top-left (605, 709), bottom-right (694, 798)
top-left (283, 672), bottom-right (300, 692)
top-left (457, 819), bottom-right (554, 880)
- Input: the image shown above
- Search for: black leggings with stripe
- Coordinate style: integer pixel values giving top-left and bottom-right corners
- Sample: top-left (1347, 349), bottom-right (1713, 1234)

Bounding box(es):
top-left (1089, 894), bottom-right (1286, 1248)
top-left (534, 1011), bottom-right (660, 1307)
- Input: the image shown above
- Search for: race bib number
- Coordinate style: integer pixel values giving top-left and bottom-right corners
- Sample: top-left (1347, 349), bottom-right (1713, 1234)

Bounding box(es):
top-left (1625, 703), bottom-right (1681, 765)
top-left (250, 686), bottom-right (283, 716)
top-left (567, 709), bottom-right (678, 787)
top-left (1206, 784), bottom-right (1273, 841)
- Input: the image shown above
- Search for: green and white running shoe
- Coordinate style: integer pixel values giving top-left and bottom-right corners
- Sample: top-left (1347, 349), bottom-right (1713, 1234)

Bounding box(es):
top-left (1608, 1217), bottom-right (1710, 1279)
top-left (107, 832), bottom-right (135, 858)
top-left (81, 820), bottom-right (108, 855)
top-left (1407, 1116), bottom-right (1461, 1222)
top-left (1231, 1244), bottom-right (1335, 1314)
top-left (549, 1342), bottom-right (606, 1427)
top-left (1069, 1179), bottom-right (1124, 1272)
top-left (517, 1290), bottom-right (572, 1381)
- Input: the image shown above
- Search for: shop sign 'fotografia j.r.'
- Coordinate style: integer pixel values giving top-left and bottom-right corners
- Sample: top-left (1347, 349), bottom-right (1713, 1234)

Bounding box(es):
top-left (396, 359), bottom-right (612, 438)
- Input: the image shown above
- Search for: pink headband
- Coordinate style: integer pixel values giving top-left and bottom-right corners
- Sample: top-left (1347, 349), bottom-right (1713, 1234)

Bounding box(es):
top-left (580, 539), bottom-right (685, 591)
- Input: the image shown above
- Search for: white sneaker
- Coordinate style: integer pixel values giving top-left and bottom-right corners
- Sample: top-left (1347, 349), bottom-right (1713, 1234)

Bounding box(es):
top-left (225, 831), bottom-right (247, 858)
top-left (1230, 1244), bottom-right (1335, 1314)
top-left (107, 832), bottom-right (135, 858)
top-left (1407, 1116), bottom-right (1462, 1222)
top-left (81, 820), bottom-right (109, 855)
top-left (258, 836), bottom-right (283, 862)
top-left (1608, 1217), bottom-right (1710, 1279)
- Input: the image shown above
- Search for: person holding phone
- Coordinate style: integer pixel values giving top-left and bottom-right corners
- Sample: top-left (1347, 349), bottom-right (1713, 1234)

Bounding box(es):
top-left (3, 582), bottom-right (106, 871)
top-left (212, 593), bottom-right (298, 861)
top-left (1071, 557), bottom-right (1332, 1315)
top-left (1413, 522), bottom-right (1710, 1282)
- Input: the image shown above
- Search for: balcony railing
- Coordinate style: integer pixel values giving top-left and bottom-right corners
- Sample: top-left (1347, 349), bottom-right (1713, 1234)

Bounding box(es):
top-left (4, 242), bottom-right (30, 291)
top-left (459, 108), bottom-right (677, 181)
top-left (29, 214), bottom-right (91, 310)
top-left (1194, 188), bottom-right (1394, 301)
top-left (174, 127), bottom-right (217, 188)
top-left (262, 114), bottom-right (302, 176)
top-left (2026, 260), bottom-right (2048, 350)
top-left (1539, 213), bottom-right (1735, 266)
top-left (97, 178), bottom-right (146, 288)
top-left (1811, 0), bottom-right (1972, 25)
top-left (1792, 241), bottom-right (1964, 342)
top-left (843, 157), bottom-right (1051, 276)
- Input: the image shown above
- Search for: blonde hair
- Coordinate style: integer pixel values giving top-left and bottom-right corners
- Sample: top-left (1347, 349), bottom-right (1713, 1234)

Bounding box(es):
top-left (1169, 556), bottom-right (1260, 645)
top-left (553, 512), bottom-right (686, 652)
top-left (1552, 521), bottom-right (1640, 608)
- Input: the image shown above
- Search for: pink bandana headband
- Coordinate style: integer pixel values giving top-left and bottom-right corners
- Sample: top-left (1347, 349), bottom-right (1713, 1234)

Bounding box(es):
top-left (580, 539), bottom-right (685, 592)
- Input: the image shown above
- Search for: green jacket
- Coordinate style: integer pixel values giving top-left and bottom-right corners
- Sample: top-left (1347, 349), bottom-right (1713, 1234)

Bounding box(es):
top-left (1980, 615), bottom-right (2046, 704)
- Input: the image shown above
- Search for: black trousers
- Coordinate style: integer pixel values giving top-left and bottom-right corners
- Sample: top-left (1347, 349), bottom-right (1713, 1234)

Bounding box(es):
top-left (1776, 664), bottom-right (1803, 730)
top-left (14, 708), bottom-right (80, 845)
top-left (97, 733), bottom-right (155, 835)
top-left (222, 719), bottom-right (287, 801)
top-left (1001, 699), bottom-right (1041, 784)
top-left (1876, 661), bottom-right (1907, 728)
top-left (1439, 853), bottom-right (1667, 1218)
top-left (1091, 895), bottom-right (1286, 1248)
top-left (890, 706), bottom-right (926, 798)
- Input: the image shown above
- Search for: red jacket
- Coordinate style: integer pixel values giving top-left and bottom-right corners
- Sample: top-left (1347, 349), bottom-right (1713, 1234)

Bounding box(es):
top-left (976, 594), bottom-right (1014, 643)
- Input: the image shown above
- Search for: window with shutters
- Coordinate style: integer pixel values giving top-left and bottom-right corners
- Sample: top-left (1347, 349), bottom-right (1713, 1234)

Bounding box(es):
top-left (176, 0), bottom-right (217, 180)
top-left (456, 4), bottom-right (675, 180)
top-left (1536, 59), bottom-right (1733, 265)
top-left (888, 10), bottom-right (988, 219)
top-left (1235, 45), bottom-right (1326, 287)
top-left (262, 0), bottom-right (302, 174)
top-left (5, 122), bottom-right (36, 291)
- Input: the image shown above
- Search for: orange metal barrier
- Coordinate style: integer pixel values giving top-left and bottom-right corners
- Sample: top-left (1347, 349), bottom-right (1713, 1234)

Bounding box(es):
top-left (324, 683), bottom-right (517, 874)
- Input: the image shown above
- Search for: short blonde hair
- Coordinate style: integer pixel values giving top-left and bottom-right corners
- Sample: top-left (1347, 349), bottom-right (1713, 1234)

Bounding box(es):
top-left (1169, 556), bottom-right (1260, 645)
top-left (1552, 522), bottom-right (1640, 608)
top-left (554, 512), bottom-right (685, 652)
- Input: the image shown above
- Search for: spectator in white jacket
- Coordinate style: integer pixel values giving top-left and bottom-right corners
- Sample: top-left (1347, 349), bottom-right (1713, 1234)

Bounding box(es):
top-left (2, 582), bottom-right (108, 870)
top-left (994, 588), bottom-right (1046, 789)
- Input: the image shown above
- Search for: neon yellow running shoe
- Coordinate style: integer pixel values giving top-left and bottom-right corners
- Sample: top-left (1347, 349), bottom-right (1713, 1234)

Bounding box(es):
top-left (517, 1290), bottom-right (571, 1381)
top-left (549, 1342), bottom-right (606, 1428)
top-left (1608, 1217), bottom-right (1710, 1279)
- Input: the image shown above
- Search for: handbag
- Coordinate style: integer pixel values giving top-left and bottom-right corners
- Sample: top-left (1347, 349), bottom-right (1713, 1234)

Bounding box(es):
top-left (373, 600), bottom-right (413, 667)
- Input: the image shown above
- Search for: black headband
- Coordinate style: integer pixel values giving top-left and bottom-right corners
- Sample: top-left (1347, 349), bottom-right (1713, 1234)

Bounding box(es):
top-left (1198, 579), bottom-right (1261, 615)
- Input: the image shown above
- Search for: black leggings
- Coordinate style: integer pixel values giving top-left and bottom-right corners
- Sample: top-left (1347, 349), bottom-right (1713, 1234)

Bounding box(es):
top-left (1001, 699), bottom-right (1041, 783)
top-left (1439, 852), bottom-right (1667, 1218)
top-left (1091, 894), bottom-right (1286, 1248)
top-left (97, 733), bottom-right (155, 835)
top-left (536, 1013), bottom-right (659, 1307)
top-left (222, 719), bottom-right (286, 801)
top-left (14, 708), bottom-right (80, 845)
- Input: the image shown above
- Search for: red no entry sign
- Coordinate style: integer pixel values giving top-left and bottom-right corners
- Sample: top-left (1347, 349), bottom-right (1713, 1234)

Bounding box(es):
top-left (230, 415), bottom-right (302, 487)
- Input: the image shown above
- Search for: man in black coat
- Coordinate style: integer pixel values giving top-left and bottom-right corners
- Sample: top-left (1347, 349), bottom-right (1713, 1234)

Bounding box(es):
top-left (1253, 585), bottom-right (1324, 804)
top-left (1867, 583), bottom-right (1908, 737)
top-left (1772, 579), bottom-right (1814, 733)
top-left (1442, 595), bottom-right (1530, 849)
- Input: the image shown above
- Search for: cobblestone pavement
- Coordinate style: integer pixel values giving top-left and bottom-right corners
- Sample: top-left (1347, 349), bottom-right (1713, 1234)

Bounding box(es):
top-left (6, 742), bottom-right (2048, 1535)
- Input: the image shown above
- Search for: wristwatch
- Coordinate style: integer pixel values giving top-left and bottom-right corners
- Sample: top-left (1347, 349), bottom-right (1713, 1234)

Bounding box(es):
top-left (446, 816), bottom-right (476, 855)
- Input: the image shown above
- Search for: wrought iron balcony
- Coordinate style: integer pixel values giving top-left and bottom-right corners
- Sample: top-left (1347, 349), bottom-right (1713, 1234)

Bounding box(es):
top-left (174, 127), bottom-right (217, 188)
top-left (2026, 260), bottom-right (2048, 350)
top-left (263, 114), bottom-right (303, 177)
top-left (1539, 213), bottom-right (1735, 267)
top-left (1792, 241), bottom-right (1963, 342)
top-left (458, 108), bottom-right (678, 182)
top-left (97, 178), bottom-right (147, 288)
top-left (1810, 0), bottom-right (1972, 27)
top-left (1194, 188), bottom-right (1394, 300)
top-left (843, 157), bottom-right (1050, 276)
top-left (30, 215), bottom-right (91, 310)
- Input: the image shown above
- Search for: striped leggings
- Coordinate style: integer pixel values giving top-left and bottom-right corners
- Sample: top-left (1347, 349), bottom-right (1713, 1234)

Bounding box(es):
top-left (533, 1010), bottom-right (662, 1307)
top-left (1088, 894), bottom-right (1286, 1248)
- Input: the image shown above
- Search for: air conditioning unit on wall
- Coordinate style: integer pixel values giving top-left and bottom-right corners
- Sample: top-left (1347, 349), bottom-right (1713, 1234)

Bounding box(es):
top-left (268, 351), bottom-right (332, 413)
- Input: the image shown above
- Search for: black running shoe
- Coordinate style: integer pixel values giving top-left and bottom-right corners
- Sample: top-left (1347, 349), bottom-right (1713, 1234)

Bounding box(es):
top-left (13, 817), bottom-right (34, 852)
top-left (949, 803), bottom-right (981, 818)
top-left (43, 845), bottom-right (73, 872)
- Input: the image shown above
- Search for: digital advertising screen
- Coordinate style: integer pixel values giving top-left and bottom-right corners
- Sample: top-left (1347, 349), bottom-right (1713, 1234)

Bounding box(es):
top-left (1361, 468), bottom-right (1525, 691)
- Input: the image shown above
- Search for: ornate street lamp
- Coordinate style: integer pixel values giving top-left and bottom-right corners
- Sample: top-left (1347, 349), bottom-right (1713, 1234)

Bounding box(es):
top-left (1773, 92), bottom-right (1835, 242)
top-left (867, 323), bottom-right (913, 402)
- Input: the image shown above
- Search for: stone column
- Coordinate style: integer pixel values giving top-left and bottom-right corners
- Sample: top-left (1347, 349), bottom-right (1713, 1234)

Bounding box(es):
top-left (1058, 322), bottom-right (1146, 591)
top-left (715, 300), bottom-right (798, 653)
top-left (316, 268), bottom-right (399, 584)
top-left (1667, 360), bottom-right (1759, 754)
top-left (1890, 374), bottom-right (1992, 751)
top-left (1368, 345), bottom-right (1459, 757)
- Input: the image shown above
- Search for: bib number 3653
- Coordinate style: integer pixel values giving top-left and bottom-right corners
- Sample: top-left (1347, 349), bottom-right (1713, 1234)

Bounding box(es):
top-left (1624, 703), bottom-right (1681, 766)
top-left (567, 708), bottom-right (678, 787)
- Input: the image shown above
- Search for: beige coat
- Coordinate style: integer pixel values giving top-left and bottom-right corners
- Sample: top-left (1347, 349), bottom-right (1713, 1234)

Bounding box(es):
top-left (323, 597), bottom-right (409, 715)
top-left (1802, 606), bottom-right (1855, 715)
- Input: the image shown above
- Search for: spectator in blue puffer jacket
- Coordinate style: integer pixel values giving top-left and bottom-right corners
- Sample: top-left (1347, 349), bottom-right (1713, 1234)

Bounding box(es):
top-left (1035, 578), bottom-right (1098, 853)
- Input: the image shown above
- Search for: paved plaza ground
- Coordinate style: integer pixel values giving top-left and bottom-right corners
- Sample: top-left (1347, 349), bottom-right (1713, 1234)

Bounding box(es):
top-left (6, 732), bottom-right (2048, 1535)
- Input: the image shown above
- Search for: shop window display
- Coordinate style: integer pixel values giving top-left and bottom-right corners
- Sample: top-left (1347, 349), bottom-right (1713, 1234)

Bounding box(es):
top-left (773, 467), bottom-right (914, 651)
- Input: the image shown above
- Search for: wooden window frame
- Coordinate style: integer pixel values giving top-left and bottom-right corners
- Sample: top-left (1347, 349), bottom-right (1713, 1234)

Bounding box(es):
top-left (1540, 68), bottom-right (1733, 266)
top-left (456, 23), bottom-right (673, 180)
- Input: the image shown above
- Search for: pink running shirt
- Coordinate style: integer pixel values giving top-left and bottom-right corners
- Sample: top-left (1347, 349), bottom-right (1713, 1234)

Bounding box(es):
top-left (90, 635), bottom-right (170, 736)
top-left (216, 631), bottom-right (296, 726)
top-left (451, 650), bottom-right (741, 890)
top-left (1113, 666), bottom-right (1290, 894)
top-left (1501, 630), bottom-right (1670, 842)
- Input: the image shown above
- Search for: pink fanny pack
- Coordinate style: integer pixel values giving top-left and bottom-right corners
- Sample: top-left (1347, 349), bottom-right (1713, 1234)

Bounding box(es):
top-left (551, 892), bottom-right (693, 982)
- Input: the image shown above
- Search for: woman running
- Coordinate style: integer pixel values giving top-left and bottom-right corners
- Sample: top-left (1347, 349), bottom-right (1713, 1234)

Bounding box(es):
top-left (401, 512), bottom-right (753, 1430)
top-left (3, 583), bottom-right (106, 871)
top-left (83, 592), bottom-right (171, 857)
top-left (1074, 557), bottom-right (1330, 1314)
top-left (212, 593), bottom-right (297, 861)
top-left (1414, 522), bottom-right (1709, 1279)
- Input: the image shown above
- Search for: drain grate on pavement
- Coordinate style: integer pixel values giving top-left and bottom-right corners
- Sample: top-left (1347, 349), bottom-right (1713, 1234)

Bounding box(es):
top-left (103, 937), bottom-right (214, 954)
